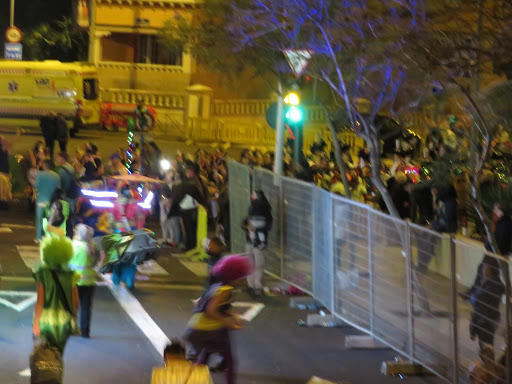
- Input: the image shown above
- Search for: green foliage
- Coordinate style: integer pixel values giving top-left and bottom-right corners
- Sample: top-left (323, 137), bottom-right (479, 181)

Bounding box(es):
top-left (24, 17), bottom-right (88, 62)
top-left (158, 0), bottom-right (286, 83)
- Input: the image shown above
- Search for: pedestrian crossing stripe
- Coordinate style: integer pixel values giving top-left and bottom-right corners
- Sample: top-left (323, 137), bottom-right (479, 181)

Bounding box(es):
top-left (16, 245), bottom-right (40, 271)
top-left (137, 260), bottom-right (169, 276)
top-left (232, 302), bottom-right (265, 322)
top-left (179, 260), bottom-right (208, 277)
top-left (1, 223), bottom-right (35, 229)
top-left (0, 291), bottom-right (37, 312)
top-left (18, 368), bottom-right (31, 377)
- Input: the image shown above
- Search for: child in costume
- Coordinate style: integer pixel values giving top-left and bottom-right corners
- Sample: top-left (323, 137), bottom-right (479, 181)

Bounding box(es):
top-left (183, 254), bottom-right (253, 384)
top-left (33, 234), bottom-right (79, 353)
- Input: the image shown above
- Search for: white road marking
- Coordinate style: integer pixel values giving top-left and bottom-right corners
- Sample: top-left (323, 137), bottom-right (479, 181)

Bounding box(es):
top-left (16, 245), bottom-right (40, 271)
top-left (18, 368), bottom-right (31, 377)
top-left (179, 260), bottom-right (208, 277)
top-left (1, 276), bottom-right (203, 291)
top-left (2, 223), bottom-right (35, 229)
top-left (134, 283), bottom-right (204, 291)
top-left (105, 276), bottom-right (170, 355)
top-left (1, 276), bottom-right (34, 283)
top-left (0, 227), bottom-right (12, 233)
top-left (137, 260), bottom-right (169, 276)
top-left (232, 302), bottom-right (265, 322)
top-left (0, 291), bottom-right (37, 312)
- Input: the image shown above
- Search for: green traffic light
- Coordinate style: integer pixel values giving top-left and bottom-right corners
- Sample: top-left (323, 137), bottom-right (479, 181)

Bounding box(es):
top-left (285, 106), bottom-right (304, 123)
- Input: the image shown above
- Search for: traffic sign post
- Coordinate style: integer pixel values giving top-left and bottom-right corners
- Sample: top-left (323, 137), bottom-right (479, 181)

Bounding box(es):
top-left (5, 26), bottom-right (22, 43)
top-left (5, 43), bottom-right (22, 61)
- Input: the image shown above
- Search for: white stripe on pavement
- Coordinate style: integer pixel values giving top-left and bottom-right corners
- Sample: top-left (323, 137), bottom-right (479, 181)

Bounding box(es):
top-left (105, 277), bottom-right (170, 356)
top-left (137, 260), bottom-right (169, 276)
top-left (18, 368), bottom-right (31, 377)
top-left (232, 302), bottom-right (265, 322)
top-left (179, 260), bottom-right (208, 277)
top-left (2, 223), bottom-right (35, 229)
top-left (16, 245), bottom-right (40, 271)
top-left (0, 291), bottom-right (37, 312)
top-left (1, 276), bottom-right (34, 283)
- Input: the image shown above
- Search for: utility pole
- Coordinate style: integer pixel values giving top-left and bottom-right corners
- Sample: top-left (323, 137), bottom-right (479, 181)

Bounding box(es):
top-left (88, 0), bottom-right (98, 64)
top-left (10, 0), bottom-right (15, 27)
top-left (274, 81), bottom-right (285, 179)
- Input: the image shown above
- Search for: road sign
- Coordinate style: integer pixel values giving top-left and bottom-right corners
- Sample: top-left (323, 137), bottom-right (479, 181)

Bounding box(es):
top-left (5, 26), bottom-right (22, 43)
top-left (265, 102), bottom-right (278, 129)
top-left (5, 43), bottom-right (22, 61)
top-left (283, 49), bottom-right (313, 77)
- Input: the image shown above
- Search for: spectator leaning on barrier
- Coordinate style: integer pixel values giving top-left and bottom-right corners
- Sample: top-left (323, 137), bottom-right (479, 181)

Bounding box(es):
top-left (469, 262), bottom-right (505, 353)
top-left (243, 190), bottom-right (273, 297)
top-left (465, 201), bottom-right (512, 298)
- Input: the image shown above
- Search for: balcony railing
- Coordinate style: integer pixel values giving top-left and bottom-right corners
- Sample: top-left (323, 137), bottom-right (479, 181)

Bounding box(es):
top-left (98, 61), bottom-right (183, 73)
top-left (100, 87), bottom-right (186, 109)
top-left (211, 99), bottom-right (326, 122)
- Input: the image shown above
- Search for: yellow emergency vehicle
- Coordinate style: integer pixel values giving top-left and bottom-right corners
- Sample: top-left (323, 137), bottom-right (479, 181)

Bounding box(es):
top-left (0, 60), bottom-right (100, 128)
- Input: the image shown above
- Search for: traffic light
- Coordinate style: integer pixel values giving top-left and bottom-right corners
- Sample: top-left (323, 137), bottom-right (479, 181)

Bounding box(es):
top-left (284, 90), bottom-right (304, 124)
top-left (285, 106), bottom-right (304, 123)
top-left (284, 91), bottom-right (300, 106)
top-left (283, 88), bottom-right (304, 165)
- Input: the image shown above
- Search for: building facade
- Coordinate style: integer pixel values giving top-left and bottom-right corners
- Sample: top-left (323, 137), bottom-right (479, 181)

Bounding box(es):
top-left (80, 0), bottom-right (198, 93)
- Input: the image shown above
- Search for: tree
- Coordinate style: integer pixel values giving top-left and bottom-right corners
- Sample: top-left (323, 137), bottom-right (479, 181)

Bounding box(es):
top-left (24, 17), bottom-right (88, 62)
top-left (225, 0), bottom-right (429, 218)
top-left (158, 0), bottom-right (287, 96)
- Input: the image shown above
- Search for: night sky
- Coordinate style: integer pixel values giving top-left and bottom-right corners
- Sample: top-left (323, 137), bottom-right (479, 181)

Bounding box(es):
top-left (1, 0), bottom-right (72, 32)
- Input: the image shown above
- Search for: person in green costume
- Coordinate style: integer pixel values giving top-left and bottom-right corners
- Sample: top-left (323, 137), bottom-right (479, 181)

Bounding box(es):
top-left (33, 233), bottom-right (79, 353)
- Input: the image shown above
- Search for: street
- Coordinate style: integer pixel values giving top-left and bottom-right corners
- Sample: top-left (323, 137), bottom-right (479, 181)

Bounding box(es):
top-left (0, 198), bottom-right (441, 384)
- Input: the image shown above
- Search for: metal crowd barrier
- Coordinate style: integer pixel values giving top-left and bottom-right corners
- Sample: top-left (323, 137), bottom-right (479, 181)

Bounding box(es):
top-left (229, 161), bottom-right (512, 384)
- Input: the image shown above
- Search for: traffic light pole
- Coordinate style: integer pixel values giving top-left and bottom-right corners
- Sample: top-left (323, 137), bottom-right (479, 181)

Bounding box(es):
top-left (274, 81), bottom-right (285, 179)
top-left (292, 123), bottom-right (303, 167)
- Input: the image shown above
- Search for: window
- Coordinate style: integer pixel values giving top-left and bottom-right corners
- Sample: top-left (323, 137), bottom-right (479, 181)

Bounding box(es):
top-left (135, 35), bottom-right (182, 66)
top-left (83, 78), bottom-right (99, 100)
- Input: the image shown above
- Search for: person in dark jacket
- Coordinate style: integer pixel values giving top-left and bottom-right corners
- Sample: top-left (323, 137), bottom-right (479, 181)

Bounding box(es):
top-left (243, 190), bottom-right (273, 296)
top-left (168, 162), bottom-right (208, 251)
top-left (56, 113), bottom-right (69, 154)
top-left (469, 262), bottom-right (505, 352)
top-left (431, 184), bottom-right (457, 233)
top-left (466, 201), bottom-right (512, 298)
top-left (40, 112), bottom-right (57, 161)
top-left (390, 172), bottom-right (411, 220)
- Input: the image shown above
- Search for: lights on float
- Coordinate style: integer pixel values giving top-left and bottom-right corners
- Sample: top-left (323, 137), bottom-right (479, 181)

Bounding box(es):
top-left (90, 200), bottom-right (115, 208)
top-left (81, 190), bottom-right (118, 198)
top-left (137, 191), bottom-right (154, 209)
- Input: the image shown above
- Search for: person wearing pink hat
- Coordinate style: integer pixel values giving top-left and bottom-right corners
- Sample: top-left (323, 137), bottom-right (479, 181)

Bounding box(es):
top-left (183, 254), bottom-right (253, 384)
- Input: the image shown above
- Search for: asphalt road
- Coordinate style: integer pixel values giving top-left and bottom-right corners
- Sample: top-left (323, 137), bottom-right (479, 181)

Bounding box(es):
top-left (0, 200), bottom-right (441, 384)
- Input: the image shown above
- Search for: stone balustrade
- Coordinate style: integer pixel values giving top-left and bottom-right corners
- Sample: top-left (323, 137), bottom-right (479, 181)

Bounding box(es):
top-left (100, 87), bottom-right (186, 109)
top-left (98, 61), bottom-right (184, 73)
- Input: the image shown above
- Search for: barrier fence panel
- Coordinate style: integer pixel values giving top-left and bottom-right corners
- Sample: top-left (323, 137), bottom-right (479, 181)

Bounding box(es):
top-left (409, 224), bottom-right (456, 381)
top-left (228, 159), bottom-right (251, 254)
top-left (312, 188), bottom-right (334, 311)
top-left (228, 160), bottom-right (512, 384)
top-left (368, 210), bottom-right (410, 356)
top-left (253, 168), bottom-right (283, 280)
top-left (281, 178), bottom-right (314, 294)
top-left (332, 196), bottom-right (371, 332)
